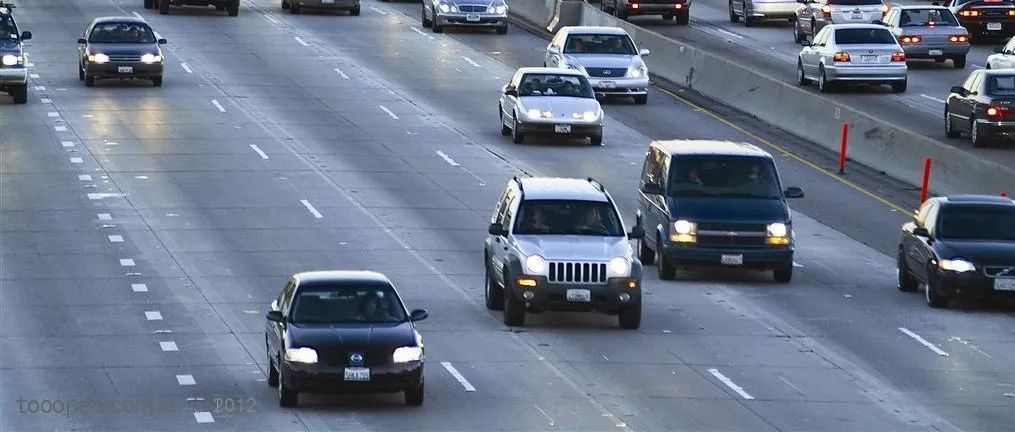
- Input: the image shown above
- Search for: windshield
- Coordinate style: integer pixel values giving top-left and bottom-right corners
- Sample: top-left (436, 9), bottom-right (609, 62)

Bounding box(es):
top-left (829, 0), bottom-right (884, 5)
top-left (835, 28), bottom-right (897, 44)
top-left (88, 22), bottom-right (156, 44)
top-left (0, 14), bottom-right (16, 39)
top-left (291, 283), bottom-right (406, 324)
top-left (937, 206), bottom-right (1015, 241)
top-left (513, 200), bottom-right (624, 236)
top-left (899, 9), bottom-right (959, 26)
top-left (668, 156), bottom-right (782, 199)
top-left (564, 34), bottom-right (636, 55)
top-left (987, 75), bottom-right (1015, 96)
top-left (518, 73), bottom-right (594, 98)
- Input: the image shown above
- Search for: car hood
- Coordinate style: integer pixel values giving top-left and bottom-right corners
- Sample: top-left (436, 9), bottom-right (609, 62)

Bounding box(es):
top-left (513, 235), bottom-right (632, 261)
top-left (666, 196), bottom-right (789, 223)
top-left (518, 96), bottom-right (600, 116)
top-left (288, 321), bottom-right (417, 365)
top-left (87, 42), bottom-right (159, 55)
top-left (565, 53), bottom-right (639, 69)
top-left (935, 240), bottom-right (1015, 266)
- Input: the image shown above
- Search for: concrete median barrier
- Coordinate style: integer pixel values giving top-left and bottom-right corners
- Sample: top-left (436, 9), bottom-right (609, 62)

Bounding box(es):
top-left (508, 0), bottom-right (1014, 195)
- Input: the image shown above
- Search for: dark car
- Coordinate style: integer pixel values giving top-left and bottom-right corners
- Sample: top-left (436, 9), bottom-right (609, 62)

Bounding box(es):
top-left (0, 3), bottom-right (30, 104)
top-left (945, 69), bottom-right (1015, 147)
top-left (947, 0), bottom-right (1015, 40)
top-left (78, 17), bottom-right (166, 87)
top-left (636, 140), bottom-right (804, 282)
top-left (148, 0), bottom-right (240, 16)
top-left (265, 271), bottom-right (428, 407)
top-left (897, 195), bottom-right (1015, 308)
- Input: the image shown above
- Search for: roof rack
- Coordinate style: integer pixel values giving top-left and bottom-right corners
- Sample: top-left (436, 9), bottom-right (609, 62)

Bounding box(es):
top-left (586, 177), bottom-right (605, 192)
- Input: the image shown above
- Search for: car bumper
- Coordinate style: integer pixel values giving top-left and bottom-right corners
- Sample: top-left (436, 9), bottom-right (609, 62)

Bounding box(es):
top-left (508, 276), bottom-right (642, 313)
top-left (661, 244), bottom-right (794, 270)
top-left (281, 361), bottom-right (423, 394)
top-left (0, 67), bottom-right (27, 86)
top-left (436, 13), bottom-right (507, 26)
top-left (901, 44), bottom-right (970, 58)
top-left (516, 120), bottom-right (602, 137)
top-left (975, 119), bottom-right (1015, 139)
top-left (625, 3), bottom-right (687, 14)
top-left (587, 76), bottom-right (649, 96)
top-left (746, 2), bottom-right (797, 18)
top-left (958, 20), bottom-right (1015, 37)
top-left (824, 64), bottom-right (907, 82)
top-left (84, 62), bottom-right (164, 78)
top-left (933, 271), bottom-right (1015, 298)
top-left (296, 0), bottom-right (360, 8)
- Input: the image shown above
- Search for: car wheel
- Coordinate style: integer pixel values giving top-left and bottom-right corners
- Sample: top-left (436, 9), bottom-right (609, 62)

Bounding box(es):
top-left (638, 238), bottom-right (655, 265)
top-left (511, 114), bottom-right (524, 144)
top-left (502, 270), bottom-right (526, 326)
top-left (633, 94), bottom-right (647, 104)
top-left (11, 84), bottom-right (27, 104)
top-left (953, 55), bottom-right (966, 69)
top-left (945, 107), bottom-right (960, 138)
top-left (897, 249), bottom-right (918, 292)
top-left (590, 134), bottom-right (603, 146)
top-left (277, 362), bottom-right (298, 407)
top-left (891, 80), bottom-right (907, 93)
top-left (496, 25), bottom-right (508, 34)
top-left (152, 76), bottom-right (163, 87)
top-left (216, 3), bottom-right (225, 10)
top-left (657, 235), bottom-right (676, 280)
top-left (78, 62), bottom-right (85, 80)
top-left (290, 1), bottom-right (300, 13)
top-left (793, 19), bottom-right (803, 43)
top-left (773, 264), bottom-right (793, 283)
top-left (729, 0), bottom-right (739, 23)
top-left (227, 0), bottom-right (239, 16)
top-left (422, 5), bottom-right (432, 27)
top-left (282, 0), bottom-right (290, 9)
top-left (925, 266), bottom-right (948, 308)
top-left (618, 302), bottom-right (641, 330)
top-left (742, 2), bottom-right (754, 26)
top-left (797, 60), bottom-right (810, 85)
top-left (971, 116), bottom-right (986, 147)
top-left (675, 9), bottom-right (689, 25)
top-left (266, 340), bottom-right (279, 387)
top-left (85, 75), bottom-right (95, 87)
top-left (809, 19), bottom-right (816, 40)
top-left (404, 381), bottom-right (424, 406)
top-left (484, 261), bottom-right (504, 310)
top-left (144, 0), bottom-right (155, 9)
top-left (817, 65), bottom-right (830, 93)
top-left (350, 5), bottom-right (360, 15)
top-left (159, 0), bottom-right (170, 14)
top-left (432, 17), bottom-right (444, 33)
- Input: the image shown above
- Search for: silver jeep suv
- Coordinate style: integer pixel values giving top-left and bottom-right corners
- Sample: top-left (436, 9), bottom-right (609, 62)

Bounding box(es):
top-left (484, 177), bottom-right (645, 329)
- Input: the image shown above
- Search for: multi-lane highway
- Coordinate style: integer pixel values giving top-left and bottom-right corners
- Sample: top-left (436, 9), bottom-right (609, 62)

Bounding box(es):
top-left (2, 0), bottom-right (1014, 430)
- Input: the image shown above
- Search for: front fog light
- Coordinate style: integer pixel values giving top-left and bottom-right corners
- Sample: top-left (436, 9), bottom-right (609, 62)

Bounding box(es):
top-left (939, 258), bottom-right (976, 273)
top-left (618, 292), bottom-right (631, 302)
top-left (1, 54), bottom-right (21, 66)
top-left (284, 347), bottom-right (318, 364)
top-left (522, 291), bottom-right (535, 300)
top-left (609, 257), bottom-right (631, 277)
top-left (524, 255), bottom-right (546, 275)
top-left (392, 346), bottom-right (423, 363)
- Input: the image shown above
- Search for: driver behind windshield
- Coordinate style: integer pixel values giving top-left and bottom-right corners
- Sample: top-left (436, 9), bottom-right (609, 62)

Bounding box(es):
top-left (0, 16), bottom-right (15, 39)
top-left (356, 293), bottom-right (398, 322)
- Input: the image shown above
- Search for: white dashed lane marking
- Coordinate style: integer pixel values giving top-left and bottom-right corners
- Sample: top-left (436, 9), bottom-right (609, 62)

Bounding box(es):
top-left (119, 259), bottom-right (136, 267)
top-left (132, 283), bottom-right (149, 293)
top-left (176, 375), bottom-right (196, 386)
top-left (249, 144), bottom-right (269, 160)
top-left (145, 311), bottom-right (163, 321)
top-left (78, 174), bottom-right (92, 181)
top-left (159, 341), bottom-right (179, 352)
top-left (436, 150), bottom-right (460, 167)
top-left (294, 36), bottom-right (309, 46)
top-left (899, 327), bottom-right (949, 357)
top-left (62, 141), bottom-right (75, 147)
top-left (108, 235), bottom-right (124, 243)
top-left (708, 368), bottom-right (755, 400)
top-left (211, 99), bottom-right (226, 113)
top-left (441, 362), bottom-right (477, 392)
top-left (98, 213), bottom-right (112, 221)
top-left (300, 199), bottom-right (324, 219)
top-left (193, 412), bottom-right (214, 423)
top-left (181, 63), bottom-right (193, 74)
top-left (379, 105), bottom-right (399, 120)
top-left (334, 67), bottom-right (349, 79)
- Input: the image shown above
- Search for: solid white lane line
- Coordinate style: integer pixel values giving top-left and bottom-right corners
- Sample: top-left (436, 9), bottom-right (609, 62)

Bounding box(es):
top-left (249, 144), bottom-right (269, 160)
top-left (120, 259), bottom-right (136, 267)
top-left (708, 368), bottom-right (755, 400)
top-left (370, 6), bottom-right (387, 14)
top-left (181, 63), bottom-right (193, 74)
top-left (899, 327), bottom-right (949, 357)
top-left (300, 199), bottom-right (323, 219)
top-left (193, 412), bottom-right (215, 423)
top-left (441, 362), bottom-right (476, 392)
top-left (176, 374), bottom-right (196, 386)
top-left (47, 111), bottom-right (58, 117)
top-left (211, 99), bottom-right (226, 113)
top-left (132, 11), bottom-right (143, 19)
top-left (159, 341), bottom-right (178, 352)
top-left (435, 150), bottom-right (460, 167)
top-left (461, 56), bottom-right (481, 67)
top-left (334, 67), bottom-right (349, 79)
top-left (410, 26), bottom-right (435, 40)
top-left (54, 125), bottom-right (66, 132)
top-left (61, 141), bottom-right (75, 147)
top-left (78, 174), bottom-right (92, 181)
top-left (108, 235), bottom-right (124, 243)
top-left (70, 157), bottom-right (83, 164)
top-left (132, 283), bottom-right (148, 293)
top-left (534, 404), bottom-right (556, 426)
top-left (294, 36), bottom-right (309, 47)
top-left (145, 311), bottom-right (163, 321)
top-left (379, 105), bottom-right (399, 120)
top-left (921, 94), bottom-right (946, 104)
top-left (778, 375), bottom-right (805, 395)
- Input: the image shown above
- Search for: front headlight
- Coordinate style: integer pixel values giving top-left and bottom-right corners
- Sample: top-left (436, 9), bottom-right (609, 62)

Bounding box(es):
top-left (670, 219), bottom-right (696, 243)
top-left (627, 65), bottom-right (646, 78)
top-left (140, 53), bottom-right (163, 64)
top-left (438, 2), bottom-right (450, 12)
top-left (566, 63), bottom-right (587, 75)
top-left (527, 108), bottom-right (552, 119)
top-left (572, 111), bottom-right (598, 121)
top-left (608, 257), bottom-right (631, 277)
top-left (524, 255), bottom-right (546, 275)
top-left (494, 5), bottom-right (507, 13)
top-left (766, 222), bottom-right (790, 245)
top-left (939, 258), bottom-right (976, 273)
top-left (284, 347), bottom-right (318, 364)
top-left (392, 346), bottom-right (423, 363)
top-left (1, 54), bottom-right (22, 66)
top-left (89, 53), bottom-right (110, 64)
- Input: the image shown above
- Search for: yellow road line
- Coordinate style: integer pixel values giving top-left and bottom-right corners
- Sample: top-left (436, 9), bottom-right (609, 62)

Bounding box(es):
top-left (657, 87), bottom-right (911, 214)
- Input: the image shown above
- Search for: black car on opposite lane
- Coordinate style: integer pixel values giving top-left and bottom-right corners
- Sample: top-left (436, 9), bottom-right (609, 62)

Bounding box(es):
top-left (945, 69), bottom-right (1015, 147)
top-left (265, 271), bottom-right (428, 407)
top-left (78, 17), bottom-right (166, 87)
top-left (898, 195), bottom-right (1015, 308)
top-left (0, 3), bottom-right (30, 104)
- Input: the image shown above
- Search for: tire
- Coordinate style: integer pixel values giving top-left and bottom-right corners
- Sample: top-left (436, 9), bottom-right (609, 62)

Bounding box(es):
top-left (350, 5), bottom-right (360, 15)
top-left (773, 264), bottom-right (792, 283)
top-left (152, 76), bottom-right (163, 87)
top-left (817, 66), bottom-right (830, 93)
top-left (290, 2), bottom-right (300, 13)
top-left (282, 0), bottom-right (290, 9)
top-left (897, 249), bottom-right (918, 292)
top-left (793, 19), bottom-right (803, 44)
top-left (638, 238), bottom-right (655, 265)
top-left (484, 262), bottom-right (504, 310)
top-left (970, 116), bottom-right (986, 147)
top-left (496, 25), bottom-right (508, 34)
top-left (227, 0), bottom-right (239, 16)
top-left (590, 134), bottom-right (603, 146)
top-left (675, 9), bottom-right (689, 25)
top-left (729, 0), bottom-right (739, 23)
top-left (267, 341), bottom-right (279, 387)
top-left (891, 80), bottom-right (907, 93)
top-left (657, 236), bottom-right (676, 280)
top-left (502, 273), bottom-right (525, 326)
top-left (422, 5), bottom-right (432, 27)
top-left (511, 115), bottom-right (524, 144)
top-left (159, 0), bottom-right (169, 14)
top-left (433, 19), bottom-right (444, 33)
top-left (618, 302), bottom-right (641, 330)
top-left (633, 94), bottom-right (647, 105)
top-left (945, 107), bottom-right (960, 138)
top-left (953, 56), bottom-right (966, 69)
top-left (925, 267), bottom-right (948, 308)
top-left (85, 75), bottom-right (95, 87)
top-left (797, 60), bottom-right (810, 85)
top-left (277, 363), bottom-right (298, 407)
top-left (742, 2), bottom-right (754, 27)
top-left (144, 0), bottom-right (155, 9)
top-left (404, 381), bottom-right (424, 406)
top-left (79, 62), bottom-right (85, 80)
top-left (10, 84), bottom-right (27, 104)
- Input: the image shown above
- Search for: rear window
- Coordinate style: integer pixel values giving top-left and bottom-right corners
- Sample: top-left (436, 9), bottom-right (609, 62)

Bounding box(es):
top-left (987, 75), bottom-right (1015, 96)
top-left (899, 9), bottom-right (959, 26)
top-left (829, 0), bottom-right (883, 5)
top-left (835, 28), bottom-right (897, 44)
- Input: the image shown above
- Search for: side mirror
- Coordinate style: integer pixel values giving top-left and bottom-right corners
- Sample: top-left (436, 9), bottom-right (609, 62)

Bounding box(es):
top-left (488, 222), bottom-right (506, 236)
top-left (800, 40), bottom-right (812, 47)
top-left (640, 183), bottom-right (664, 195)
top-left (266, 310), bottom-right (284, 323)
top-left (628, 225), bottom-right (646, 240)
top-left (504, 88), bottom-right (518, 96)
top-left (77, 38), bottom-right (86, 44)
top-left (158, 38), bottom-right (167, 45)
top-left (639, 48), bottom-right (650, 57)
top-left (950, 86), bottom-right (968, 96)
top-left (784, 187), bottom-right (804, 199)
top-left (994, 46), bottom-right (1005, 53)
top-left (912, 227), bottom-right (930, 237)
top-left (547, 45), bottom-right (561, 54)
top-left (409, 309), bottom-right (429, 322)
top-left (20, 31), bottom-right (31, 40)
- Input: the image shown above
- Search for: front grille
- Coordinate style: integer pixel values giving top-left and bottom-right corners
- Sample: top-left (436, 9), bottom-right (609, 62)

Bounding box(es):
top-left (984, 266), bottom-right (1015, 278)
top-left (108, 54), bottom-right (141, 62)
top-left (585, 67), bottom-right (627, 78)
top-left (320, 347), bottom-right (391, 367)
top-left (697, 222), bottom-right (767, 232)
top-left (457, 4), bottom-right (487, 12)
top-left (697, 236), bottom-right (767, 247)
top-left (548, 261), bottom-right (607, 284)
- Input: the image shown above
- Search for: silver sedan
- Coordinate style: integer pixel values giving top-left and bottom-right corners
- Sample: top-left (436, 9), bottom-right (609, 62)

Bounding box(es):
top-left (797, 23), bottom-right (908, 93)
top-left (499, 68), bottom-right (604, 146)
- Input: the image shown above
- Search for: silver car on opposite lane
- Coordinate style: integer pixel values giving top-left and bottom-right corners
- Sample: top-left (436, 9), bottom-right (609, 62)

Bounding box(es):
top-left (544, 26), bottom-right (651, 104)
top-left (499, 68), bottom-right (604, 146)
top-left (797, 23), bottom-right (908, 93)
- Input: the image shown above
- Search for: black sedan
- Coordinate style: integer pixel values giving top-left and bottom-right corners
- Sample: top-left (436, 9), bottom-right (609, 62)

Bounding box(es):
top-left (945, 69), bottom-right (1015, 147)
top-left (947, 0), bottom-right (1015, 41)
top-left (898, 195), bottom-right (1015, 308)
top-left (265, 271), bottom-right (428, 407)
top-left (78, 17), bottom-right (166, 87)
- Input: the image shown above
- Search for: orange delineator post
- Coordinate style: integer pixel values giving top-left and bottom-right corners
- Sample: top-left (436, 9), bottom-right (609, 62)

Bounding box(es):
top-left (920, 158), bottom-right (932, 203)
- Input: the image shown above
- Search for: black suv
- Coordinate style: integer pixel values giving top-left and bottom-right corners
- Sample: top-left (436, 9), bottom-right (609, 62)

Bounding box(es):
top-left (635, 140), bottom-right (804, 282)
top-left (148, 0), bottom-right (240, 16)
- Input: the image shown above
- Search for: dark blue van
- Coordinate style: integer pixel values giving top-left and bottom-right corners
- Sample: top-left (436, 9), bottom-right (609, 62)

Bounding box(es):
top-left (635, 140), bottom-right (804, 282)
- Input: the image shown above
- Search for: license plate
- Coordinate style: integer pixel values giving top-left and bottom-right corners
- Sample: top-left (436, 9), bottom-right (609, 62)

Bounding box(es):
top-left (721, 254), bottom-right (744, 266)
top-left (929, 49), bottom-right (943, 56)
top-left (995, 278), bottom-right (1015, 291)
top-left (466, 13), bottom-right (480, 22)
top-left (861, 55), bottom-right (878, 63)
top-left (566, 288), bottom-right (591, 302)
top-left (344, 367), bottom-right (370, 381)
top-left (599, 80), bottom-right (616, 89)
top-left (117, 66), bottom-right (133, 74)
top-left (554, 124), bottom-right (571, 134)
top-left (988, 22), bottom-right (1002, 31)
top-left (850, 12), bottom-right (863, 20)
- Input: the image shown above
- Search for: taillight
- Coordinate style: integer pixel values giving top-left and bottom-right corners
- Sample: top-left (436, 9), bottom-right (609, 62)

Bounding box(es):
top-left (958, 9), bottom-right (981, 17)
top-left (986, 105), bottom-right (1011, 118)
top-left (891, 52), bottom-right (906, 62)
top-left (833, 52), bottom-right (851, 62)
top-left (630, 2), bottom-right (639, 8)
top-left (1008, 9), bottom-right (1015, 16)
top-left (900, 35), bottom-right (922, 43)
top-left (821, 4), bottom-right (831, 18)
top-left (674, 3), bottom-right (682, 7)
top-left (948, 34), bottom-right (970, 42)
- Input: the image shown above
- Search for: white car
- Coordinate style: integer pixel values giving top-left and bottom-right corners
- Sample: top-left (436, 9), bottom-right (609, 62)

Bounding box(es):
top-left (986, 37), bottom-right (1015, 69)
top-left (544, 26), bottom-right (650, 104)
top-left (499, 68), bottom-right (604, 146)
top-left (797, 23), bottom-right (908, 93)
